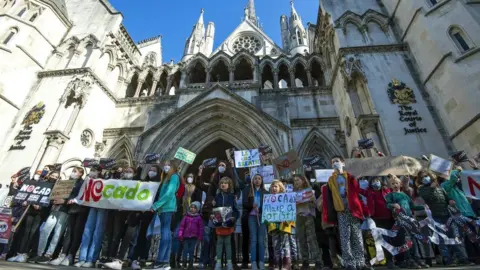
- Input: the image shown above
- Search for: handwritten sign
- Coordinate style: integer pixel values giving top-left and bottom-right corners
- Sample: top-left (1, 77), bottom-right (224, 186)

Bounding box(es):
top-left (174, 147), bottom-right (196, 164)
top-left (273, 150), bottom-right (302, 175)
top-left (344, 156), bottom-right (424, 177)
top-left (250, 165), bottom-right (275, 184)
top-left (315, 169), bottom-right (334, 183)
top-left (262, 193), bottom-right (296, 223)
top-left (202, 158), bottom-right (217, 168)
top-left (234, 149), bottom-right (260, 168)
top-left (303, 155), bottom-right (325, 169)
top-left (429, 154), bottom-right (453, 179)
top-left (461, 170), bottom-right (480, 199)
top-left (50, 180), bottom-right (76, 200)
top-left (295, 188), bottom-right (314, 203)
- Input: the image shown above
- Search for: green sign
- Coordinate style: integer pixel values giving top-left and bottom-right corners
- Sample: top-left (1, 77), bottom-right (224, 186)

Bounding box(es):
top-left (174, 147), bottom-right (196, 164)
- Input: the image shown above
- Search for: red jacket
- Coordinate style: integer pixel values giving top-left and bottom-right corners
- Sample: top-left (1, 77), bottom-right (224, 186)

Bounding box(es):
top-left (323, 172), bottom-right (365, 223)
top-left (360, 187), bottom-right (392, 220)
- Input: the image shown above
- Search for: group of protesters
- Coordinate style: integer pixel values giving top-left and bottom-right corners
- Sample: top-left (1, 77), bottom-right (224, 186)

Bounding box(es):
top-left (0, 152), bottom-right (479, 270)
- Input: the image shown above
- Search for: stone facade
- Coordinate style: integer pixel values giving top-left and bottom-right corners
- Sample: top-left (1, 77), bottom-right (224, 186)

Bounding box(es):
top-left (0, 0), bottom-right (477, 184)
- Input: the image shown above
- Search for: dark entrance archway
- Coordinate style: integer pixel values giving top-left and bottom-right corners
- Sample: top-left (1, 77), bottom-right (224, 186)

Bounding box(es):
top-left (185, 139), bottom-right (248, 182)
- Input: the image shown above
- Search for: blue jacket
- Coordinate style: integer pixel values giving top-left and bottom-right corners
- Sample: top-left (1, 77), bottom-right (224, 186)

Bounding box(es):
top-left (152, 174), bottom-right (180, 213)
top-left (213, 191), bottom-right (239, 228)
top-left (441, 170), bottom-right (475, 217)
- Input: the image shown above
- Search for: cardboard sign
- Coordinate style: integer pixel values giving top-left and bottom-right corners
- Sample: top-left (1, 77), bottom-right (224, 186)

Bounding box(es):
top-left (303, 155), bottom-right (325, 168)
top-left (344, 156), bottom-right (423, 177)
top-left (212, 207), bottom-right (233, 223)
top-left (451, 151), bottom-right (469, 163)
top-left (259, 145), bottom-right (274, 165)
top-left (0, 208), bottom-right (12, 244)
top-left (75, 178), bottom-right (160, 211)
top-left (83, 158), bottom-right (99, 168)
top-left (50, 180), bottom-right (76, 200)
top-left (315, 169), bottom-right (335, 183)
top-left (13, 180), bottom-right (54, 207)
top-left (250, 165), bottom-right (275, 184)
top-left (262, 193), bottom-right (296, 223)
top-left (174, 147), bottom-right (196, 164)
top-left (145, 153), bottom-right (161, 164)
top-left (100, 158), bottom-right (116, 169)
top-left (295, 188), bottom-right (314, 203)
top-left (273, 150), bottom-right (302, 175)
top-left (461, 170), bottom-right (480, 199)
top-left (429, 154), bottom-right (453, 179)
top-left (202, 158), bottom-right (217, 168)
top-left (358, 138), bottom-right (374, 149)
top-left (17, 167), bottom-right (31, 177)
top-left (234, 149), bottom-right (261, 168)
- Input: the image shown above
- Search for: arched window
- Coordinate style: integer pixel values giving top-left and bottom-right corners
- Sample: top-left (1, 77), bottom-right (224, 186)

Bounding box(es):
top-left (80, 44), bottom-right (93, 68)
top-left (125, 73), bottom-right (139, 98)
top-left (17, 7), bottom-right (26, 17)
top-left (29, 13), bottom-right (37, 22)
top-left (234, 58), bottom-right (253, 81)
top-left (294, 62), bottom-right (308, 87)
top-left (277, 63), bottom-right (291, 88)
top-left (189, 62), bottom-right (206, 83)
top-left (169, 71), bottom-right (181, 95)
top-left (427, 0), bottom-right (438, 7)
top-left (2, 27), bottom-right (18, 45)
top-left (310, 60), bottom-right (325, 86)
top-left (297, 30), bottom-right (303, 45)
top-left (210, 60), bottom-right (229, 82)
top-left (261, 64), bottom-right (274, 89)
top-left (141, 72), bottom-right (154, 97)
top-left (156, 71), bottom-right (168, 95)
top-left (449, 26), bottom-right (473, 53)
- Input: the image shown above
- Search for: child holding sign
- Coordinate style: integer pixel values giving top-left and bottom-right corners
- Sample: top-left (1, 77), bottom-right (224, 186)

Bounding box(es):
top-left (211, 177), bottom-right (239, 270)
top-left (267, 180), bottom-right (295, 270)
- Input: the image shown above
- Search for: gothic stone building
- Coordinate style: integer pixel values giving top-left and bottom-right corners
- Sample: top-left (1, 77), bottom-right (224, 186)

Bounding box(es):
top-left (0, 0), bottom-right (478, 183)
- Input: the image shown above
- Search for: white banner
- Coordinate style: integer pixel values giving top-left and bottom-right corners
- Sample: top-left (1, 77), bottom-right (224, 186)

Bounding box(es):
top-left (461, 170), bottom-right (480, 199)
top-left (75, 178), bottom-right (160, 211)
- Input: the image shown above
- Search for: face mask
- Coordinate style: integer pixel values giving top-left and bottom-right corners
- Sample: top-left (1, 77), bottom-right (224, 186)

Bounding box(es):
top-left (33, 175), bottom-right (40, 181)
top-left (422, 176), bottom-right (431, 185)
top-left (333, 162), bottom-right (343, 171)
top-left (70, 173), bottom-right (79, 180)
top-left (372, 182), bottom-right (381, 189)
top-left (218, 166), bottom-right (226, 173)
top-left (41, 170), bottom-right (48, 176)
top-left (163, 166), bottom-right (170, 173)
top-left (89, 172), bottom-right (98, 178)
top-left (359, 180), bottom-right (369, 190)
top-left (124, 173), bottom-right (134, 179)
top-left (187, 177), bottom-right (194, 184)
top-left (148, 171), bottom-right (157, 178)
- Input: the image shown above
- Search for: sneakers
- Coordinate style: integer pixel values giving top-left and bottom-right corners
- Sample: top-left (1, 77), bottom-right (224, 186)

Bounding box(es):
top-left (131, 260), bottom-right (142, 270)
top-left (252, 262), bottom-right (258, 270)
top-left (74, 261), bottom-right (85, 267)
top-left (27, 255), bottom-right (38, 263)
top-left (259, 261), bottom-right (266, 270)
top-left (7, 254), bottom-right (20, 262)
top-left (215, 262), bottom-right (222, 270)
top-left (82, 262), bottom-right (94, 268)
top-left (61, 255), bottom-right (73, 266)
top-left (457, 259), bottom-right (475, 266)
top-left (198, 263), bottom-right (205, 269)
top-left (16, 253), bottom-right (28, 263)
top-left (50, 254), bottom-right (66, 265)
top-left (104, 259), bottom-right (123, 270)
top-left (36, 255), bottom-right (52, 264)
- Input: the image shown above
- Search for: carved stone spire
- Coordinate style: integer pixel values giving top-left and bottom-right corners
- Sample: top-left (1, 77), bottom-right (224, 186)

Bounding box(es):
top-left (247, 0), bottom-right (258, 26)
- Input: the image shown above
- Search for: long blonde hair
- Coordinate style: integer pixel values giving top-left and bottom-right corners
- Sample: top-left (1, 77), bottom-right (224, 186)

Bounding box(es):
top-left (270, 180), bottom-right (286, 193)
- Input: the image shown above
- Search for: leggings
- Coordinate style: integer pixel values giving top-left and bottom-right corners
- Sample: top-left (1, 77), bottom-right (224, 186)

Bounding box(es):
top-left (17, 214), bottom-right (42, 254)
top-left (61, 211), bottom-right (88, 257)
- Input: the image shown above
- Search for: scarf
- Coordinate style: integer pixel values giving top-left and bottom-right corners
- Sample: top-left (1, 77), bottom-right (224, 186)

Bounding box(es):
top-left (183, 184), bottom-right (196, 214)
top-left (327, 171), bottom-right (349, 212)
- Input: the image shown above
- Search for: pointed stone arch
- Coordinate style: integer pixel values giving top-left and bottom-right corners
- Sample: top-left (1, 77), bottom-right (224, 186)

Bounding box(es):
top-left (259, 58), bottom-right (275, 70)
top-left (208, 52), bottom-right (232, 69)
top-left (106, 135), bottom-right (135, 166)
top-left (297, 128), bottom-right (344, 166)
top-left (274, 57), bottom-right (292, 70)
top-left (232, 51), bottom-right (256, 67)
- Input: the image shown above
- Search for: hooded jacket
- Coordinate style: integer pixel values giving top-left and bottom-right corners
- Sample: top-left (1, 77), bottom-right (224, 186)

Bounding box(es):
top-left (325, 171), bottom-right (364, 221)
top-left (178, 211), bottom-right (204, 240)
top-left (441, 170), bottom-right (475, 217)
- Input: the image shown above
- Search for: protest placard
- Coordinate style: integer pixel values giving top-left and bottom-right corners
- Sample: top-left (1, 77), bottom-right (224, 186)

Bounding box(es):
top-left (295, 188), bottom-right (314, 203)
top-left (212, 207), bottom-right (233, 223)
top-left (273, 150), bottom-right (302, 175)
top-left (315, 169), bottom-right (334, 183)
top-left (303, 155), bottom-right (325, 169)
top-left (50, 180), bottom-right (76, 200)
top-left (0, 207), bottom-right (12, 244)
top-left (174, 147), bottom-right (196, 164)
top-left (75, 178), bottom-right (160, 211)
top-left (429, 154), bottom-right (453, 179)
top-left (225, 148), bottom-right (236, 162)
top-left (234, 149), bottom-right (261, 168)
top-left (83, 158), bottom-right (99, 168)
top-left (250, 165), bottom-right (275, 184)
top-left (344, 156), bottom-right (423, 177)
top-left (262, 193), bottom-right (296, 223)
top-left (202, 158), bottom-right (217, 168)
top-left (451, 151), bottom-right (469, 163)
top-left (100, 158), bottom-right (116, 169)
top-left (358, 138), bottom-right (374, 149)
top-left (13, 180), bottom-right (54, 207)
top-left (145, 153), bottom-right (161, 164)
top-left (461, 170), bottom-right (480, 199)
top-left (259, 145), bottom-right (273, 165)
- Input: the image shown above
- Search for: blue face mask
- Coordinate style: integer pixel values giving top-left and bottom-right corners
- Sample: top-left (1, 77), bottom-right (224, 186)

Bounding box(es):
top-left (422, 176), bottom-right (431, 185)
top-left (372, 182), bottom-right (381, 189)
top-left (409, 180), bottom-right (414, 185)
top-left (359, 180), bottom-right (369, 190)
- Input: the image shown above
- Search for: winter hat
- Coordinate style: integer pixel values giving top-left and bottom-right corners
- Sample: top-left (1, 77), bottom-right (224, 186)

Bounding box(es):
top-left (190, 201), bottom-right (201, 211)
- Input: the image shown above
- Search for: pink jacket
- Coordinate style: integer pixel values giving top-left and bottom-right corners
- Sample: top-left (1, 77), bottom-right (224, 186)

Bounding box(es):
top-left (178, 213), bottom-right (204, 241)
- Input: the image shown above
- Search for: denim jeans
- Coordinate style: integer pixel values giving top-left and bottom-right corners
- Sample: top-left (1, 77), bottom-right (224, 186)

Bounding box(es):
top-left (433, 216), bottom-right (468, 262)
top-left (200, 220), bottom-right (213, 265)
top-left (182, 238), bottom-right (197, 262)
top-left (156, 212), bottom-right (173, 263)
top-left (38, 211), bottom-right (69, 256)
top-left (248, 215), bottom-right (266, 262)
top-left (79, 208), bottom-right (106, 263)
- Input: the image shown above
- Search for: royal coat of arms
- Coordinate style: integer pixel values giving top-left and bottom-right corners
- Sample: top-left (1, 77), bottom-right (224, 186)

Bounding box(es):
top-left (21, 102), bottom-right (46, 127)
top-left (387, 79), bottom-right (417, 105)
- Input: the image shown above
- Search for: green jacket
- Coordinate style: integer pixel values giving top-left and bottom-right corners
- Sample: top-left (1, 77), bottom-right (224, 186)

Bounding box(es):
top-left (441, 170), bottom-right (475, 217)
top-left (418, 185), bottom-right (449, 217)
top-left (385, 191), bottom-right (424, 216)
top-left (152, 174), bottom-right (180, 213)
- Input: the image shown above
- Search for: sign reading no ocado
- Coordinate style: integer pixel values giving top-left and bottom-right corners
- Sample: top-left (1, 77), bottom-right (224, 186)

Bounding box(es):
top-left (261, 193), bottom-right (296, 223)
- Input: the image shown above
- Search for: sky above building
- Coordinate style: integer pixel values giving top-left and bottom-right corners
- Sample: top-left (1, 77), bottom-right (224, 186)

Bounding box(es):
top-left (109, 0), bottom-right (319, 63)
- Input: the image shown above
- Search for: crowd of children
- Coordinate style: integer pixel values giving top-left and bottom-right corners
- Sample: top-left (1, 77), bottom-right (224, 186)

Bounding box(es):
top-left (0, 155), bottom-right (479, 270)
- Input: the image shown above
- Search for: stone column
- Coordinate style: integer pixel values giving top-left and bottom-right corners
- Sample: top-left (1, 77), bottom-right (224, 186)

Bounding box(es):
top-left (306, 67), bottom-right (313, 87)
top-left (38, 131), bottom-right (69, 169)
top-left (206, 68), bottom-right (211, 86)
top-left (229, 66), bottom-right (235, 84)
top-left (180, 72), bottom-right (187, 88)
top-left (150, 80), bottom-right (158, 96)
top-left (289, 68), bottom-right (296, 88)
top-left (273, 69), bottom-right (279, 89)
top-left (134, 79), bottom-right (145, 97)
top-left (165, 77), bottom-right (173, 94)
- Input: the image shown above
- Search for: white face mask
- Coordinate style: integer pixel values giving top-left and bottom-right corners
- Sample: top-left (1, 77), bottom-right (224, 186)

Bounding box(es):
top-left (124, 172), bottom-right (134, 179)
top-left (148, 171), bottom-right (157, 178)
top-left (33, 175), bottom-right (40, 181)
top-left (333, 162), bottom-right (344, 172)
top-left (187, 177), bottom-right (194, 184)
top-left (163, 166), bottom-right (171, 173)
top-left (218, 166), bottom-right (226, 173)
top-left (70, 173), bottom-right (79, 180)
top-left (89, 172), bottom-right (98, 178)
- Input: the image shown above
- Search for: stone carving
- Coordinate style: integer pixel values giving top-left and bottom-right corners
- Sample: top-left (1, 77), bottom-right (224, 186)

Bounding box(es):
top-left (9, 102), bottom-right (46, 151)
top-left (232, 35), bottom-right (262, 54)
top-left (340, 57), bottom-right (366, 83)
top-left (94, 141), bottom-right (106, 157)
top-left (60, 74), bottom-right (94, 108)
top-left (81, 129), bottom-right (94, 147)
top-left (388, 79), bottom-right (416, 105)
top-left (143, 52), bottom-right (157, 67)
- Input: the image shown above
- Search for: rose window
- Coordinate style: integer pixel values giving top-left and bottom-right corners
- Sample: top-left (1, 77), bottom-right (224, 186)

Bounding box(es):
top-left (232, 36), bottom-right (262, 54)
